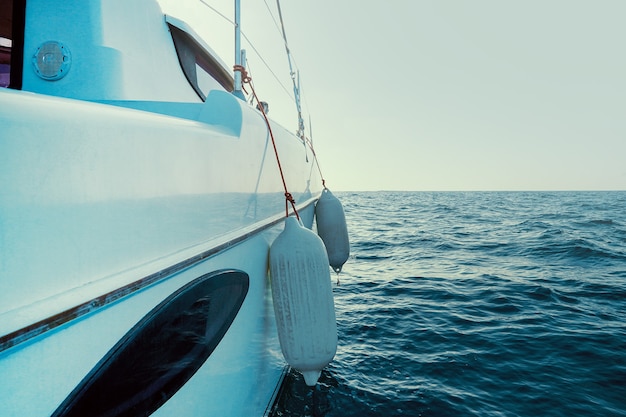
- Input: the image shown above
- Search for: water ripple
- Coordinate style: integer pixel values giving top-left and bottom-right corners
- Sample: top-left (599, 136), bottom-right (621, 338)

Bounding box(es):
top-left (272, 192), bottom-right (626, 417)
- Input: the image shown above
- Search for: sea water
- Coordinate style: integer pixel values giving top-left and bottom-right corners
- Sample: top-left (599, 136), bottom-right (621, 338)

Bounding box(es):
top-left (271, 191), bottom-right (626, 417)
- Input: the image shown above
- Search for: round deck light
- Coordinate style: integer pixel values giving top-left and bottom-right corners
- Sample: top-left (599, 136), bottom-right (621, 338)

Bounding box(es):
top-left (32, 41), bottom-right (71, 80)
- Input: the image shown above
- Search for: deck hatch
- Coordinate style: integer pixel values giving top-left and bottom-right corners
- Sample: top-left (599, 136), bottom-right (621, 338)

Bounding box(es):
top-left (52, 269), bottom-right (249, 417)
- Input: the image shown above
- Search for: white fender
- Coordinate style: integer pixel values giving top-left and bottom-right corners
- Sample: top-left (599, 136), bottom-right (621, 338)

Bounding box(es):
top-left (269, 216), bottom-right (337, 386)
top-left (315, 188), bottom-right (350, 273)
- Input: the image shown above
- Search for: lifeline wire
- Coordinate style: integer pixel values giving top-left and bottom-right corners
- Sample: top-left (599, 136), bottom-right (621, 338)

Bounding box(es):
top-left (275, 0), bottom-right (306, 139)
top-left (304, 136), bottom-right (326, 189)
top-left (203, 0), bottom-right (323, 194)
top-left (198, 0), bottom-right (295, 103)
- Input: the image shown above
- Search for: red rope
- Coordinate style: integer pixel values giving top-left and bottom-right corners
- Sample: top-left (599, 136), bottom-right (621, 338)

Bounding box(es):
top-left (233, 64), bottom-right (251, 94)
top-left (236, 64), bottom-right (300, 220)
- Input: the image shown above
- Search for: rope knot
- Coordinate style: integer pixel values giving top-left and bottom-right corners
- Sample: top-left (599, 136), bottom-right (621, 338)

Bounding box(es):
top-left (284, 192), bottom-right (299, 220)
top-left (233, 64), bottom-right (251, 84)
top-left (284, 192), bottom-right (296, 204)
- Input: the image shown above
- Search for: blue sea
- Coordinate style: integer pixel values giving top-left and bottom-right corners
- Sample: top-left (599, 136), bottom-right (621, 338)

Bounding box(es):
top-left (271, 191), bottom-right (626, 417)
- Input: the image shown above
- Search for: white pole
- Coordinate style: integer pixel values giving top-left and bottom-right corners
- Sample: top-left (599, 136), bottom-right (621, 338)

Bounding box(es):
top-left (233, 0), bottom-right (245, 99)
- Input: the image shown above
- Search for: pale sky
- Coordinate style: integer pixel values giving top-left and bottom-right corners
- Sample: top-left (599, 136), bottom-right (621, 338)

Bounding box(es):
top-left (159, 0), bottom-right (626, 191)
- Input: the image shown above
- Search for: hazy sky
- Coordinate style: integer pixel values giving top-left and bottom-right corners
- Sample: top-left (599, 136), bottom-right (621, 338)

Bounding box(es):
top-left (159, 1), bottom-right (626, 191)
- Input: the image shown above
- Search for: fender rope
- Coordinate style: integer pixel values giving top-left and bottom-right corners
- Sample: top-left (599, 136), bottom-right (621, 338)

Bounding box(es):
top-left (236, 64), bottom-right (300, 220)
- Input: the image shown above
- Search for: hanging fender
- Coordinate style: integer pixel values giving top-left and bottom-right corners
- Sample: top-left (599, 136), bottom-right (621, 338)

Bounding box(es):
top-left (269, 217), bottom-right (337, 386)
top-left (315, 188), bottom-right (350, 273)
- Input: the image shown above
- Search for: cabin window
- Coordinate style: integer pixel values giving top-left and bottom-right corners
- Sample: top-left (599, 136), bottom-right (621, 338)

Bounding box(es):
top-left (168, 24), bottom-right (233, 100)
top-left (51, 269), bottom-right (249, 417)
top-left (0, 0), bottom-right (25, 89)
top-left (0, 37), bottom-right (9, 87)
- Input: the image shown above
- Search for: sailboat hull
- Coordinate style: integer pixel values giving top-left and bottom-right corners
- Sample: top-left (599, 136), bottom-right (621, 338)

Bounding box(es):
top-left (0, 87), bottom-right (319, 416)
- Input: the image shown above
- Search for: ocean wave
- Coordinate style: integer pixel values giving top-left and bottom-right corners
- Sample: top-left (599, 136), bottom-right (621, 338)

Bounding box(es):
top-left (520, 235), bottom-right (625, 263)
top-left (272, 192), bottom-right (626, 417)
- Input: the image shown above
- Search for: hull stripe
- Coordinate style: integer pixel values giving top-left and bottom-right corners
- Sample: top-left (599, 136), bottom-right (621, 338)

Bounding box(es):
top-left (0, 198), bottom-right (317, 353)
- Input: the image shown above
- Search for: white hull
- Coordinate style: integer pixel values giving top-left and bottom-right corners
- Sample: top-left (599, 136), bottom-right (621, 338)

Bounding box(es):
top-left (1, 62), bottom-right (319, 417)
top-left (1, 229), bottom-right (293, 416)
top-left (1, 88), bottom-right (316, 332)
top-left (0, 87), bottom-right (320, 415)
top-left (1, 0), bottom-right (325, 413)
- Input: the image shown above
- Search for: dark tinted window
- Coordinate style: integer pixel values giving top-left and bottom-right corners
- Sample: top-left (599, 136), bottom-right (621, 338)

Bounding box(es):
top-left (52, 269), bottom-right (249, 417)
top-left (169, 24), bottom-right (233, 100)
top-left (0, 0), bottom-right (25, 89)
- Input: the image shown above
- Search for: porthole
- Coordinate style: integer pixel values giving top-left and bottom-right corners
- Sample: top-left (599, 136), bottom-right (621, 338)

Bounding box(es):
top-left (32, 41), bottom-right (71, 80)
